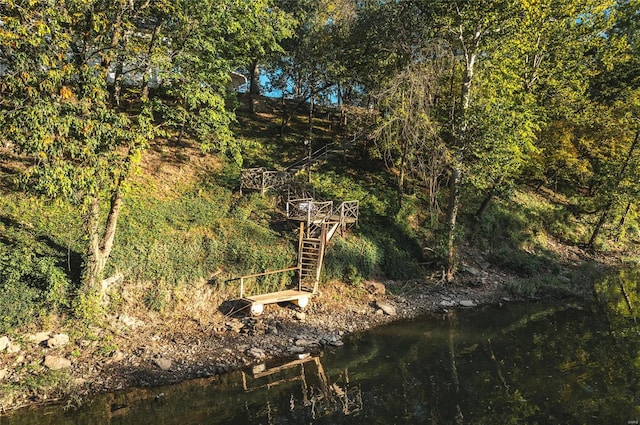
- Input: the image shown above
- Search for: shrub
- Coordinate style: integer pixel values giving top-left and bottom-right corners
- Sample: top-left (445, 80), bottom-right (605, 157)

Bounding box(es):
top-left (0, 243), bottom-right (71, 333)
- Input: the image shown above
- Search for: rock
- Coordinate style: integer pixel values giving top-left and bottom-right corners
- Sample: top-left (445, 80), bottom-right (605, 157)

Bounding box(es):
top-left (226, 321), bottom-right (244, 333)
top-left (289, 346), bottom-right (306, 354)
top-left (29, 332), bottom-right (51, 344)
top-left (153, 357), bottom-right (172, 371)
top-left (295, 338), bottom-right (319, 347)
top-left (7, 342), bottom-right (20, 354)
top-left (119, 315), bottom-right (144, 328)
top-left (0, 336), bottom-right (9, 351)
top-left (375, 300), bottom-right (397, 316)
top-left (110, 351), bottom-right (125, 362)
top-left (440, 300), bottom-right (456, 307)
top-left (460, 300), bottom-right (476, 307)
top-left (295, 312), bottom-right (306, 321)
top-left (47, 333), bottom-right (70, 349)
top-left (0, 368), bottom-right (7, 381)
top-left (44, 355), bottom-right (71, 370)
top-left (246, 347), bottom-right (266, 359)
top-left (366, 281), bottom-right (386, 295)
top-left (461, 264), bottom-right (482, 276)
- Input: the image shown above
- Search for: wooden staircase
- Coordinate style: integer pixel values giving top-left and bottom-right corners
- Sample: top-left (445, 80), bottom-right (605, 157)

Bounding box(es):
top-left (298, 235), bottom-right (323, 293)
top-left (232, 157), bottom-right (359, 314)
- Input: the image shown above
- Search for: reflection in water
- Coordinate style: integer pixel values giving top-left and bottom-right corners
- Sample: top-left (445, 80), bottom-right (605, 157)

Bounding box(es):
top-left (3, 269), bottom-right (640, 424)
top-left (241, 353), bottom-right (362, 420)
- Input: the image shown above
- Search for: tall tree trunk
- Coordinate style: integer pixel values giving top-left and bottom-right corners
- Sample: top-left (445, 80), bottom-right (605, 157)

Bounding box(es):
top-left (249, 59), bottom-right (260, 114)
top-left (445, 163), bottom-right (461, 282)
top-left (443, 23), bottom-right (479, 282)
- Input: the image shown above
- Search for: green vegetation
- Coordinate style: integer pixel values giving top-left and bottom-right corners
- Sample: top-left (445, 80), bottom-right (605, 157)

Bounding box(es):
top-left (0, 0), bottom-right (638, 334)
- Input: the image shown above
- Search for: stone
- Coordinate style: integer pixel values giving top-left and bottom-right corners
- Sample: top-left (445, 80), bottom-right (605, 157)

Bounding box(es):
top-left (246, 347), bottom-right (266, 359)
top-left (366, 281), bottom-right (386, 295)
top-left (226, 321), bottom-right (244, 333)
top-left (44, 355), bottom-right (71, 370)
top-left (29, 332), bottom-right (51, 344)
top-left (7, 342), bottom-right (20, 354)
top-left (295, 312), bottom-right (306, 321)
top-left (289, 346), bottom-right (306, 354)
top-left (47, 333), bottom-right (70, 349)
top-left (0, 336), bottom-right (9, 351)
top-left (119, 315), bottom-right (144, 328)
top-left (461, 264), bottom-right (481, 276)
top-left (153, 357), bottom-right (172, 371)
top-left (375, 300), bottom-right (397, 316)
top-left (111, 351), bottom-right (125, 362)
top-left (295, 338), bottom-right (319, 347)
top-left (0, 368), bottom-right (7, 381)
top-left (460, 300), bottom-right (476, 307)
top-left (440, 300), bottom-right (456, 307)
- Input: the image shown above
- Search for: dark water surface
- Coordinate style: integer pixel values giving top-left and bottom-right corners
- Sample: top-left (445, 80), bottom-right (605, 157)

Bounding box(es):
top-left (3, 271), bottom-right (640, 424)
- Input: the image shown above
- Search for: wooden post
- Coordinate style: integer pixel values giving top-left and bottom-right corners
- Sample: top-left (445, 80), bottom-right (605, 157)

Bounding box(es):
top-left (240, 277), bottom-right (244, 298)
top-left (298, 221), bottom-right (304, 290)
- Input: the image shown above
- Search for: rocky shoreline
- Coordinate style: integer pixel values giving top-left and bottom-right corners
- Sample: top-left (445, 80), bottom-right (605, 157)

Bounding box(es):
top-left (0, 276), bottom-right (512, 415)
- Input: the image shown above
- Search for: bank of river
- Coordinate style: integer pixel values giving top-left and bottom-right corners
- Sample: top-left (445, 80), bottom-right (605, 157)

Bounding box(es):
top-left (4, 278), bottom-right (640, 424)
top-left (0, 272), bottom-right (511, 415)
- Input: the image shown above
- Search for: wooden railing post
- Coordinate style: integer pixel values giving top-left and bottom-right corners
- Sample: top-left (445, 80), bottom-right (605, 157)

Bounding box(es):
top-left (240, 277), bottom-right (244, 298)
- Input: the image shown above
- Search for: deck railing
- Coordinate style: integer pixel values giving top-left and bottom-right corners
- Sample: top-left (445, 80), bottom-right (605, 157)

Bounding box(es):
top-left (240, 168), bottom-right (293, 194)
top-left (229, 266), bottom-right (302, 298)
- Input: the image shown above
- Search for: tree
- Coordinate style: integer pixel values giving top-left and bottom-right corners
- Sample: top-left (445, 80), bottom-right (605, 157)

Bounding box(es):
top-left (0, 0), bottom-right (271, 306)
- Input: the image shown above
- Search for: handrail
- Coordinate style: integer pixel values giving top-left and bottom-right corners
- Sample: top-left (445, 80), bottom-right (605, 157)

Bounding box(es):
top-left (227, 266), bottom-right (301, 298)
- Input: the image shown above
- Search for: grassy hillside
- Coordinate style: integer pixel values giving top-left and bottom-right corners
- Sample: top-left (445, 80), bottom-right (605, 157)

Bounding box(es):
top-left (0, 95), bottom-right (631, 334)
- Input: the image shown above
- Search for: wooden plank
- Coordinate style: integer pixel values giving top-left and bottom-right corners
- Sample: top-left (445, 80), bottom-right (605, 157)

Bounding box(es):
top-left (245, 289), bottom-right (312, 305)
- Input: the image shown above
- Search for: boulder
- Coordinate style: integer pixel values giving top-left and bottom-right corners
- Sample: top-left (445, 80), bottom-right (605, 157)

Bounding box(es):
top-left (153, 357), bottom-right (172, 371)
top-left (0, 336), bottom-right (9, 351)
top-left (367, 281), bottom-right (386, 295)
top-left (375, 300), bottom-right (397, 316)
top-left (246, 347), bottom-right (266, 359)
top-left (295, 312), bottom-right (306, 321)
top-left (47, 333), bottom-right (70, 349)
top-left (44, 355), bottom-right (71, 370)
top-left (29, 332), bottom-right (51, 344)
top-left (7, 342), bottom-right (20, 353)
top-left (295, 338), bottom-right (319, 347)
top-left (460, 300), bottom-right (476, 307)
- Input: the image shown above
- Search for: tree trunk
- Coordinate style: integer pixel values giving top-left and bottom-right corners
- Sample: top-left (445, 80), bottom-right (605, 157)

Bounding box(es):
top-left (141, 21), bottom-right (162, 102)
top-left (475, 177), bottom-right (503, 219)
top-left (615, 201), bottom-right (632, 241)
top-left (249, 59), bottom-right (260, 114)
top-left (82, 187), bottom-right (124, 296)
top-left (588, 200), bottom-right (612, 248)
top-left (588, 129), bottom-right (639, 249)
top-left (445, 164), bottom-right (461, 282)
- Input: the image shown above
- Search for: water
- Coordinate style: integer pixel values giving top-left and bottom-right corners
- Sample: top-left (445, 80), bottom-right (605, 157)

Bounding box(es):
top-left (3, 270), bottom-right (640, 424)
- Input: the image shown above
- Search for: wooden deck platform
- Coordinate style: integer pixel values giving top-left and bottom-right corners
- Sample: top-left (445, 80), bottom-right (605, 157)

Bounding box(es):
top-left (242, 289), bottom-right (312, 315)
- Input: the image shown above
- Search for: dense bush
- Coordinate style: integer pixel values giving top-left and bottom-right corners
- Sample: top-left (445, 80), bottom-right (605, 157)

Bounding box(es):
top-left (0, 244), bottom-right (70, 333)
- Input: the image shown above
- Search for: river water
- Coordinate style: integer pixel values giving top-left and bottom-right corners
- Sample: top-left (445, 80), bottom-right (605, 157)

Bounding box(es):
top-left (2, 270), bottom-right (640, 424)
